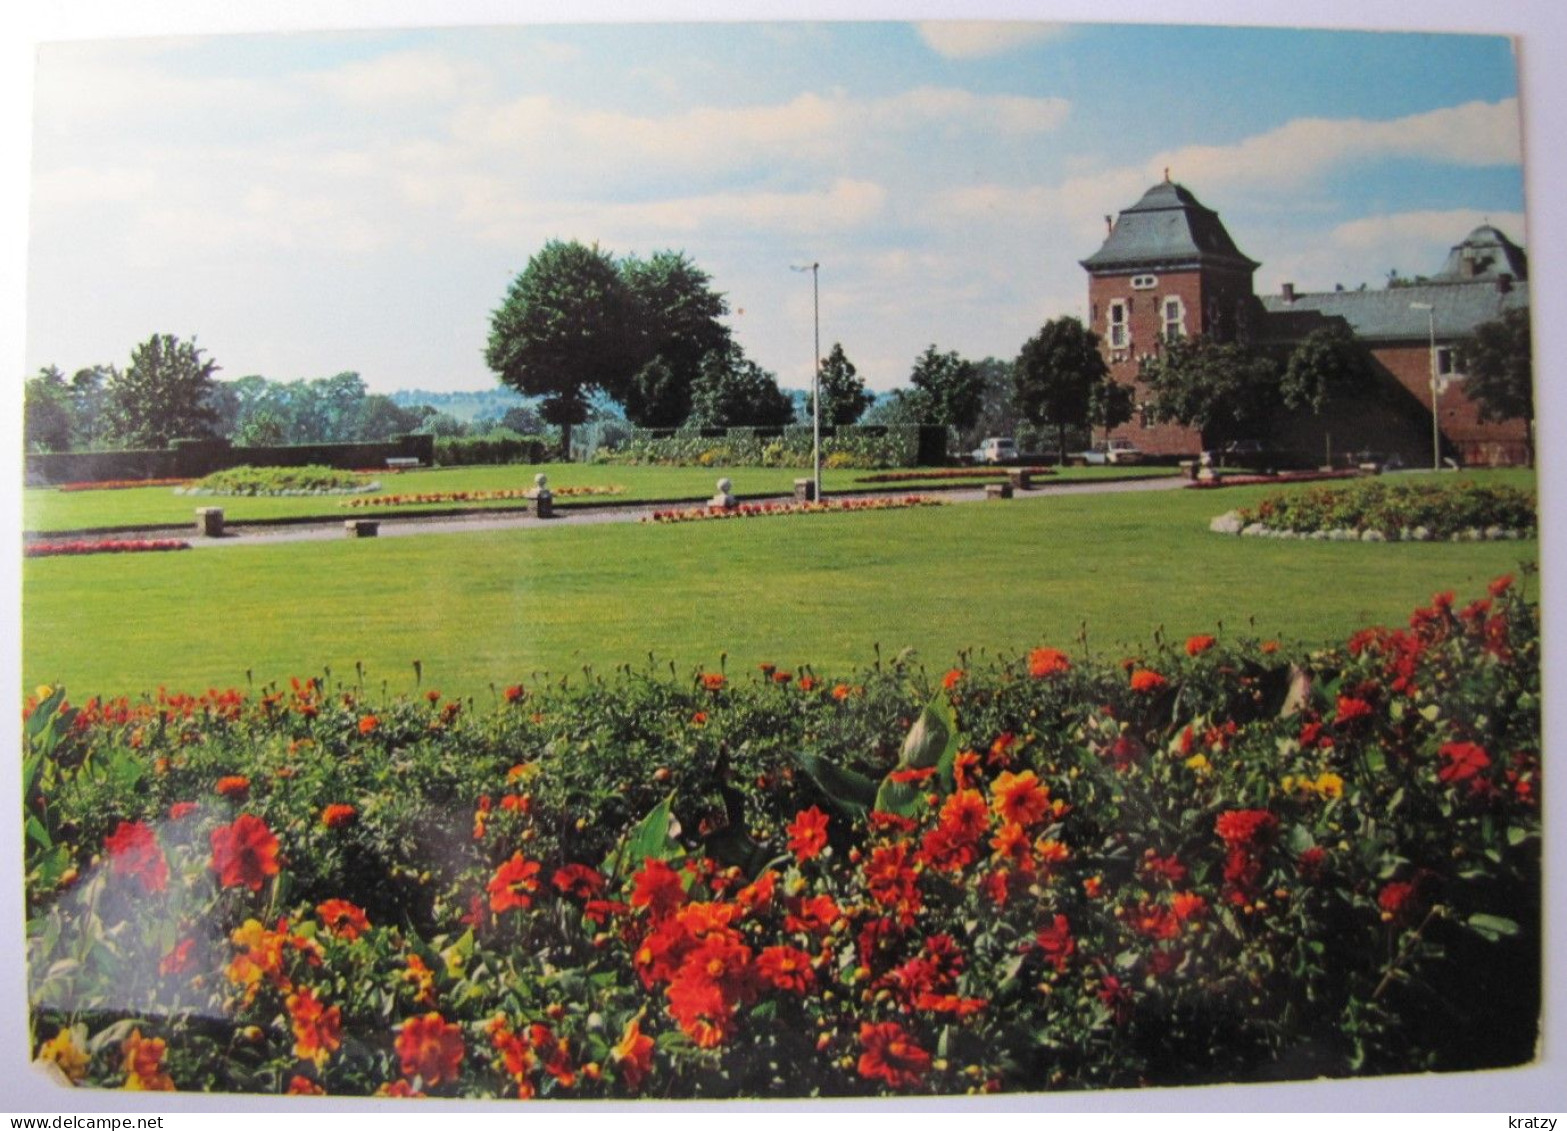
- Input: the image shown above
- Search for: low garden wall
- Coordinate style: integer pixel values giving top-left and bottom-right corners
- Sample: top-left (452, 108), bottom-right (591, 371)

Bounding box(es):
top-left (25, 434), bottom-right (436, 486)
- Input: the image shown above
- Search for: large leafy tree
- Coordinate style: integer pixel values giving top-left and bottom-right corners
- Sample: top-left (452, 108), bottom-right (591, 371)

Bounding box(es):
top-left (620, 251), bottom-right (731, 427)
top-left (68, 365), bottom-right (115, 449)
top-left (811, 342), bottom-right (873, 427)
top-left (485, 240), bottom-right (643, 457)
top-left (1279, 323), bottom-right (1379, 416)
top-left (1138, 335), bottom-right (1279, 447)
top-left (1459, 308), bottom-right (1534, 464)
top-left (1012, 316), bottom-right (1116, 462)
top-left (908, 345), bottom-right (984, 434)
top-left (106, 333), bottom-right (222, 448)
top-left (688, 342), bottom-right (796, 428)
top-left (24, 366), bottom-right (75, 452)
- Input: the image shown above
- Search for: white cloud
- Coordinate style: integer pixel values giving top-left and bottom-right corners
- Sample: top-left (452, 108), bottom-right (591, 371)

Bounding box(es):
top-left (915, 21), bottom-right (1069, 60)
top-left (310, 49), bottom-right (486, 107)
top-left (1262, 208), bottom-right (1528, 293)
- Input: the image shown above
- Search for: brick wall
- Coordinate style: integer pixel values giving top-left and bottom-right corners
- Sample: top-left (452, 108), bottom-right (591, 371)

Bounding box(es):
top-left (1371, 342), bottom-right (1531, 466)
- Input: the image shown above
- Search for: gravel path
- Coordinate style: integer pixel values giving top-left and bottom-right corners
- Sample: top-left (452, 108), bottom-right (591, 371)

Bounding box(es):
top-left (37, 474), bottom-right (1192, 549)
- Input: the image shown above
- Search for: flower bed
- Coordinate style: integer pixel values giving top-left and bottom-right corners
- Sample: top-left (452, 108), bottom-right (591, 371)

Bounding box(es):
top-left (25, 538), bottom-right (192, 559)
top-left (57, 478), bottom-right (193, 493)
top-left (23, 579), bottom-right (1539, 1097)
top-left (1222, 479), bottom-right (1536, 541)
top-left (855, 468), bottom-right (1056, 484)
top-left (342, 486), bottom-right (625, 509)
top-left (644, 495), bottom-right (943, 524)
top-left (176, 465), bottom-right (379, 497)
top-left (1187, 470), bottom-right (1360, 490)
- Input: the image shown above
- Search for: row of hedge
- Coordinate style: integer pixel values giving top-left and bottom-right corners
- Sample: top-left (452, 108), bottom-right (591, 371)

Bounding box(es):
top-left (599, 425), bottom-right (948, 469)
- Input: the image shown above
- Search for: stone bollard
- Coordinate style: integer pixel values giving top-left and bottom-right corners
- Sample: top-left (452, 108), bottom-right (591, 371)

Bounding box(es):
top-left (196, 507), bottom-right (225, 537)
top-left (985, 482), bottom-right (1013, 500)
top-left (794, 478), bottom-right (817, 502)
top-left (345, 520), bottom-right (380, 538)
top-left (1007, 468), bottom-right (1032, 491)
top-left (527, 472), bottom-right (554, 519)
top-left (710, 476), bottom-right (736, 510)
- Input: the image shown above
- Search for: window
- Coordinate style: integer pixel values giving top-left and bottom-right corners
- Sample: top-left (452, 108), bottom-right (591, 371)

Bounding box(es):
top-left (1108, 299), bottom-right (1129, 349)
top-left (1131, 274), bottom-right (1158, 290)
top-left (1162, 296), bottom-right (1186, 341)
top-left (1137, 401), bottom-right (1154, 428)
top-left (1436, 346), bottom-right (1457, 377)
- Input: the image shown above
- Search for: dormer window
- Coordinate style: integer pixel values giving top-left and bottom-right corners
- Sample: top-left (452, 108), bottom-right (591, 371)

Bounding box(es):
top-left (1131, 274), bottom-right (1158, 290)
top-left (1162, 296), bottom-right (1186, 341)
top-left (1108, 299), bottom-right (1129, 349)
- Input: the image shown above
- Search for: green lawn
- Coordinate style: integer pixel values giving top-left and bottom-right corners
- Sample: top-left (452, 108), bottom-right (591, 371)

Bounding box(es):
top-left (23, 474), bottom-right (1537, 701)
top-left (22, 462), bottom-right (1174, 533)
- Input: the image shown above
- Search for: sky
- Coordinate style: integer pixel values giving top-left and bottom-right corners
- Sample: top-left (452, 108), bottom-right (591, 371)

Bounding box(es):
top-left (20, 16), bottom-right (1528, 397)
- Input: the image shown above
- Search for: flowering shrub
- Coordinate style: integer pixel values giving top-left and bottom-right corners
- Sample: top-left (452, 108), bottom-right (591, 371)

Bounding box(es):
top-left (342, 486), bottom-right (625, 509)
top-left (23, 578), bottom-right (1540, 1097)
top-left (25, 539), bottom-right (192, 559)
top-left (57, 478), bottom-right (193, 493)
top-left (645, 496), bottom-right (944, 524)
top-left (178, 465), bottom-right (378, 497)
top-left (1234, 479), bottom-right (1535, 539)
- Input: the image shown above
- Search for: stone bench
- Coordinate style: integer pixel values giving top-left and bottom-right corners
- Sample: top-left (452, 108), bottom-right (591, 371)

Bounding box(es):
top-left (985, 482), bottom-right (1013, 500)
top-left (195, 507), bottom-right (224, 537)
top-left (1007, 468), bottom-right (1033, 491)
top-left (344, 520), bottom-right (380, 538)
top-left (386, 457), bottom-right (421, 469)
top-left (794, 478), bottom-right (817, 502)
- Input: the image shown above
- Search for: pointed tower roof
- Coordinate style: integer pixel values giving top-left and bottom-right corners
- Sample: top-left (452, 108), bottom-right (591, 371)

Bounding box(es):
top-left (1081, 180), bottom-right (1260, 274)
top-left (1431, 224), bottom-right (1528, 283)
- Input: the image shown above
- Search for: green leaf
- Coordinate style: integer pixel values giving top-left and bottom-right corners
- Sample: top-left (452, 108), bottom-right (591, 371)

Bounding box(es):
top-left (875, 690), bottom-right (960, 815)
top-left (604, 793), bottom-right (682, 879)
top-left (26, 815), bottom-right (53, 851)
top-left (1506, 825), bottom-right (1530, 847)
top-left (1465, 913), bottom-right (1520, 941)
top-left (793, 749), bottom-right (877, 818)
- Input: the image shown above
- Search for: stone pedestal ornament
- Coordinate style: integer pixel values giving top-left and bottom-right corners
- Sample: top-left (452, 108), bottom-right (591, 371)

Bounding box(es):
top-left (794, 478), bottom-right (817, 502)
top-left (1196, 451), bottom-right (1218, 483)
top-left (711, 477), bottom-right (736, 509)
top-left (527, 472), bottom-right (554, 519)
top-left (195, 507), bottom-right (224, 537)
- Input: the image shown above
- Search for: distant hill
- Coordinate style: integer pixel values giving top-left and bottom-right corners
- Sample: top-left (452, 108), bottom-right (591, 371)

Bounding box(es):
top-left (390, 387), bottom-right (528, 423)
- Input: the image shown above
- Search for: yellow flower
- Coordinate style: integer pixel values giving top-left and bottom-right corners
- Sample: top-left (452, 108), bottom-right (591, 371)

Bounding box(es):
top-left (1314, 772), bottom-right (1344, 799)
top-left (38, 1027), bottom-right (88, 1083)
top-left (1185, 754), bottom-right (1211, 774)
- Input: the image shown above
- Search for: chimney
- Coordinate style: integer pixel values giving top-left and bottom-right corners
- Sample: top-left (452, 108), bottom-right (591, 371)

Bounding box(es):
top-left (1497, 273), bottom-right (1514, 294)
top-left (1281, 282), bottom-right (1296, 304)
top-left (1104, 214), bottom-right (1114, 235)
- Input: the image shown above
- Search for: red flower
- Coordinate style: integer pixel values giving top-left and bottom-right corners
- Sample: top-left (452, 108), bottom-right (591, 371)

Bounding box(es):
top-left (159, 937), bottom-right (195, 976)
top-left (551, 863), bottom-right (606, 900)
top-left (1215, 809), bottom-right (1278, 848)
top-left (488, 853), bottom-right (542, 913)
top-left (942, 668), bottom-right (964, 690)
top-left (396, 1012), bottom-right (465, 1086)
top-left (786, 807), bottom-right (830, 862)
top-left (320, 803), bottom-right (357, 830)
top-left (1186, 634), bottom-right (1217, 656)
top-left (358, 715), bottom-right (379, 735)
top-left (1129, 669), bottom-right (1167, 693)
top-left (1437, 741), bottom-right (1491, 785)
top-left (1378, 881), bottom-right (1421, 927)
top-left (104, 820), bottom-right (168, 894)
top-left (612, 1016), bottom-right (654, 1092)
top-left (1297, 846), bottom-right (1327, 883)
top-left (503, 684), bottom-right (525, 703)
top-left (1034, 914), bottom-right (1076, 972)
top-left (772, 670), bottom-right (793, 685)
top-left (1334, 696), bottom-right (1374, 726)
top-left (168, 801), bottom-right (198, 821)
top-left (857, 1021), bottom-right (930, 1089)
top-left (287, 986), bottom-right (343, 1067)
top-left (990, 770), bottom-right (1051, 828)
top-left (756, 945), bottom-right (816, 994)
top-left (700, 672), bottom-right (726, 692)
top-left (286, 1075), bottom-right (325, 1096)
top-left (1489, 574), bottom-right (1514, 597)
top-left (215, 775), bottom-right (251, 801)
top-left (630, 858), bottom-right (687, 919)
top-left (1028, 648), bottom-right (1071, 678)
top-left (317, 899), bottom-right (370, 940)
top-left (209, 814), bottom-right (280, 891)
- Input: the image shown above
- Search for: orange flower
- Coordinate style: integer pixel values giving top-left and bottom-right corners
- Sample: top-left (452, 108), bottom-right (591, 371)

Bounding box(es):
top-left (503, 684), bottom-right (525, 703)
top-left (209, 814), bottom-right (280, 891)
top-left (104, 820), bottom-right (168, 894)
top-left (938, 789), bottom-right (990, 841)
top-left (287, 986), bottom-right (343, 1067)
top-left (1171, 891), bottom-right (1208, 922)
top-left (1028, 648), bottom-right (1071, 678)
top-left (358, 715), bottom-right (379, 735)
top-left (700, 672), bottom-right (726, 692)
top-left (215, 775), bottom-right (251, 801)
top-left (990, 770), bottom-right (1051, 828)
top-left (317, 899), bottom-right (371, 941)
top-left (1129, 669), bottom-right (1167, 693)
top-left (1185, 634), bottom-right (1217, 656)
top-left (168, 801), bottom-right (198, 820)
top-left (612, 1015), bottom-right (655, 1092)
top-left (286, 1075), bottom-right (325, 1096)
top-left (320, 803), bottom-right (358, 830)
top-left (772, 670), bottom-right (792, 685)
top-left (786, 807), bottom-right (830, 862)
top-left (396, 1012), bottom-right (465, 1087)
top-left (831, 683), bottom-right (852, 701)
top-left (121, 1029), bottom-right (174, 1091)
top-left (856, 1021), bottom-right (930, 1089)
top-left (756, 944), bottom-right (816, 994)
top-left (487, 853), bottom-right (542, 913)
top-left (403, 953), bottom-right (437, 1007)
top-left (942, 668), bottom-right (964, 690)
top-left (1334, 695), bottom-right (1374, 725)
top-left (630, 858), bottom-right (687, 919)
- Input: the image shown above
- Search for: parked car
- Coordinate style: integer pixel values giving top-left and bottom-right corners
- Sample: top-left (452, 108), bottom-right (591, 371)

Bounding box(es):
top-left (971, 437), bottom-right (1019, 465)
top-left (1079, 438), bottom-right (1143, 466)
top-left (1349, 450), bottom-right (1405, 472)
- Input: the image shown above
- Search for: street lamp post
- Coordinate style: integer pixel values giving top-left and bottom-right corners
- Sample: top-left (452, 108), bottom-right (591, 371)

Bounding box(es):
top-left (791, 261), bottom-right (822, 501)
top-left (1410, 302), bottom-right (1439, 471)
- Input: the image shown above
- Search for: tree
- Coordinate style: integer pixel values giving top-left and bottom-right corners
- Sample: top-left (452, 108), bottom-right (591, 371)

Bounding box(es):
top-left (24, 366), bottom-right (75, 452)
top-left (69, 365), bottom-right (114, 448)
top-left (498, 405), bottom-right (545, 435)
top-left (1279, 324), bottom-right (1378, 416)
top-left (810, 342), bottom-right (873, 427)
top-left (620, 250), bottom-right (731, 427)
top-left (1137, 335), bottom-right (1278, 447)
top-left (354, 395), bottom-right (428, 442)
top-left (1459, 308), bottom-right (1534, 464)
top-left (234, 410), bottom-right (288, 447)
top-left (1012, 317), bottom-right (1114, 463)
top-left (966, 357), bottom-right (1021, 449)
top-left (1088, 374), bottom-right (1134, 445)
top-left (862, 388), bottom-right (930, 428)
top-left (908, 345), bottom-right (984, 434)
top-left (485, 240), bottom-right (643, 458)
top-left (106, 334), bottom-right (222, 448)
top-left (688, 342), bottom-right (795, 428)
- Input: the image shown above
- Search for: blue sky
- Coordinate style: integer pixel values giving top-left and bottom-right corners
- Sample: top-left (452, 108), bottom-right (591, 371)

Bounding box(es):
top-left (23, 18), bottom-right (1527, 396)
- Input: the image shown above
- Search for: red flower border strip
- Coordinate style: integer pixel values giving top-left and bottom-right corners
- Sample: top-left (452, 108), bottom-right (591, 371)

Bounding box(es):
top-left (25, 538), bottom-right (192, 558)
top-left (343, 486), bottom-right (625, 508)
top-left (644, 495), bottom-right (944, 524)
top-left (56, 478), bottom-right (193, 493)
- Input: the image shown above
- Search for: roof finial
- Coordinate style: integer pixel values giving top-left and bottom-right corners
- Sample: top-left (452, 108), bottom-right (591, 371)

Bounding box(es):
top-left (1164, 167), bottom-right (1171, 183)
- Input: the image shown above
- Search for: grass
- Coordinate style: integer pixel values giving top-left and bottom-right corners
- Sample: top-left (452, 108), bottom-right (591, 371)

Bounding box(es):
top-left (23, 462), bottom-right (1175, 533)
top-left (22, 472), bottom-right (1537, 701)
